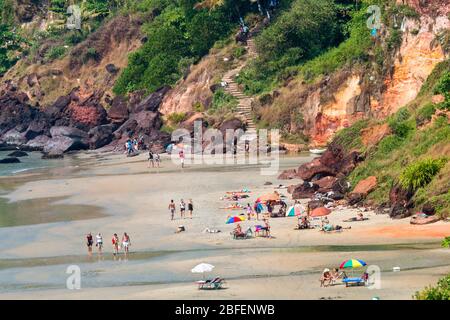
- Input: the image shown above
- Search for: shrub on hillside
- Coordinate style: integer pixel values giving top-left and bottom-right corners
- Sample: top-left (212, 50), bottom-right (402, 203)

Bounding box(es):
top-left (415, 103), bottom-right (437, 126)
top-left (167, 112), bottom-right (187, 125)
top-left (414, 275), bottom-right (450, 300)
top-left (399, 158), bottom-right (447, 191)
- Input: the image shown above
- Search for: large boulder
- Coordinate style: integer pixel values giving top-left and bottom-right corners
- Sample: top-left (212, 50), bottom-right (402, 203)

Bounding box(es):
top-left (315, 176), bottom-right (339, 193)
top-left (50, 126), bottom-right (89, 141)
top-left (43, 136), bottom-right (88, 155)
top-left (388, 184), bottom-right (414, 219)
top-left (297, 157), bottom-right (335, 181)
top-left (297, 144), bottom-right (363, 181)
top-left (1, 129), bottom-right (27, 145)
top-left (218, 118), bottom-right (244, 136)
top-left (278, 169), bottom-right (298, 180)
top-left (25, 135), bottom-right (51, 150)
top-left (88, 124), bottom-right (115, 149)
top-left (43, 126), bottom-right (89, 155)
top-left (47, 88), bottom-right (108, 131)
top-left (0, 89), bottom-right (50, 144)
top-left (350, 176), bottom-right (377, 197)
top-left (292, 181), bottom-right (319, 199)
top-left (108, 96), bottom-right (129, 124)
top-left (131, 86), bottom-right (170, 113)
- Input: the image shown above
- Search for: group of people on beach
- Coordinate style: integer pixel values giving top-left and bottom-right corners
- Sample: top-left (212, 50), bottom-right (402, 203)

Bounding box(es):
top-left (168, 199), bottom-right (194, 220)
top-left (86, 232), bottom-right (131, 256)
top-left (320, 268), bottom-right (347, 287)
top-left (147, 149), bottom-right (161, 168)
top-left (125, 137), bottom-right (144, 155)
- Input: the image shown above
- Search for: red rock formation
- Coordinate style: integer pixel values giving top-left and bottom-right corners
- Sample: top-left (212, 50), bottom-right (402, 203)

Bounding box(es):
top-left (352, 176), bottom-right (378, 196)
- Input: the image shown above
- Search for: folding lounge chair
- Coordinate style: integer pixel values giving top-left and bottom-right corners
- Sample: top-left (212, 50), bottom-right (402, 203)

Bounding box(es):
top-left (196, 277), bottom-right (225, 290)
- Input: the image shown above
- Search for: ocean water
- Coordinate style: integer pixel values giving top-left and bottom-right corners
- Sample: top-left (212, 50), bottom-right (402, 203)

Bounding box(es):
top-left (0, 151), bottom-right (64, 177)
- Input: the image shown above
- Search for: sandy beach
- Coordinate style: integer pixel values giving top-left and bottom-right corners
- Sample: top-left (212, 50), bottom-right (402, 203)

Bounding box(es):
top-left (0, 151), bottom-right (449, 300)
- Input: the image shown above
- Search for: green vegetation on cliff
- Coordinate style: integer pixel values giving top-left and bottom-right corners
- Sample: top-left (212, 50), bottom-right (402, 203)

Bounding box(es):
top-left (334, 60), bottom-right (450, 217)
top-left (113, 0), bottom-right (255, 94)
top-left (415, 274), bottom-right (450, 300)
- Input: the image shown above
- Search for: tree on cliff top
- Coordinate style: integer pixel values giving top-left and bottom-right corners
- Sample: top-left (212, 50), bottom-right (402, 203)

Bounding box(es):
top-left (0, 24), bottom-right (25, 75)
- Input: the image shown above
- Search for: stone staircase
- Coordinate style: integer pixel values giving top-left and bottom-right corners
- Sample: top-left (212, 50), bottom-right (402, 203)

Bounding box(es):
top-left (222, 38), bottom-right (258, 139)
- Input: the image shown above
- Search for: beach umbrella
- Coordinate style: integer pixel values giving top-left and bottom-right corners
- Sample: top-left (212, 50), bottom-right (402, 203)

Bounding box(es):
top-left (191, 263), bottom-right (215, 280)
top-left (226, 216), bottom-right (246, 224)
top-left (257, 192), bottom-right (281, 203)
top-left (310, 207), bottom-right (331, 217)
top-left (286, 205), bottom-right (303, 217)
top-left (340, 259), bottom-right (367, 269)
top-left (192, 263), bottom-right (215, 273)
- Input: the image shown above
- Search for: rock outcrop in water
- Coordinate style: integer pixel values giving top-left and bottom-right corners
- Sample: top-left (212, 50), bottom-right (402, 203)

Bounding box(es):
top-left (0, 157), bottom-right (21, 164)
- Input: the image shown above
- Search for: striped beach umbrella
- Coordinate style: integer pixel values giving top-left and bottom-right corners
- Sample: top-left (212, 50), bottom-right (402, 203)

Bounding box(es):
top-left (286, 205), bottom-right (303, 217)
top-left (340, 259), bottom-right (367, 269)
top-left (226, 216), bottom-right (246, 224)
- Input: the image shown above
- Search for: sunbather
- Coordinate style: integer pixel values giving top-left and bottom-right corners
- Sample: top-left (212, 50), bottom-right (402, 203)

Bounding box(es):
top-left (330, 268), bottom-right (347, 285)
top-left (320, 268), bottom-right (332, 287)
top-left (296, 216), bottom-right (311, 230)
top-left (343, 213), bottom-right (367, 222)
top-left (321, 224), bottom-right (351, 232)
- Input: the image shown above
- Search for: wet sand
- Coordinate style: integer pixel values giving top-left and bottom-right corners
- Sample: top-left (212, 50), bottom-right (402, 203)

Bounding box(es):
top-left (0, 151), bottom-right (449, 299)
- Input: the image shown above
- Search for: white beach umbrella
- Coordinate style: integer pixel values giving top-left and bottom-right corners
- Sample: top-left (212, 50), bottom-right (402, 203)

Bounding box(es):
top-left (191, 263), bottom-right (215, 279)
top-left (191, 263), bottom-right (215, 273)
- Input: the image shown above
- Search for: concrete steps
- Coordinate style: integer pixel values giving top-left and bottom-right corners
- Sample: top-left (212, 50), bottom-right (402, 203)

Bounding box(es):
top-left (220, 36), bottom-right (260, 133)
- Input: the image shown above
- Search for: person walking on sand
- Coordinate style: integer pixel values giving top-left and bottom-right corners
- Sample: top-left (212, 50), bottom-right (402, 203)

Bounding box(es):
top-left (86, 233), bottom-right (93, 255)
top-left (148, 149), bottom-right (154, 168)
top-left (122, 232), bottom-right (131, 254)
top-left (96, 233), bottom-right (103, 254)
top-left (179, 149), bottom-right (185, 168)
top-left (180, 199), bottom-right (186, 219)
top-left (155, 153), bottom-right (161, 168)
top-left (169, 200), bottom-right (176, 220)
top-left (246, 203), bottom-right (253, 220)
top-left (112, 233), bottom-right (119, 256)
top-left (188, 199), bottom-right (193, 219)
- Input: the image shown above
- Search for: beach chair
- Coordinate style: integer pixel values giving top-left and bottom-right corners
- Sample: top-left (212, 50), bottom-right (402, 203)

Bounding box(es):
top-left (255, 225), bottom-right (270, 237)
top-left (232, 227), bottom-right (253, 239)
top-left (196, 277), bottom-right (225, 290)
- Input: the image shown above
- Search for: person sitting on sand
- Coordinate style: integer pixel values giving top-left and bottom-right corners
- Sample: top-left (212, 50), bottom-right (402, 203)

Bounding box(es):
top-left (233, 223), bottom-right (244, 237)
top-left (330, 268), bottom-right (347, 284)
top-left (320, 268), bottom-right (332, 287)
top-left (297, 216), bottom-right (310, 229)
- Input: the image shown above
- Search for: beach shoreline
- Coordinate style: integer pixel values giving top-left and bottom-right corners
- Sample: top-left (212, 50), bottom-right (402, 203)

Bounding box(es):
top-left (0, 151), bottom-right (448, 299)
